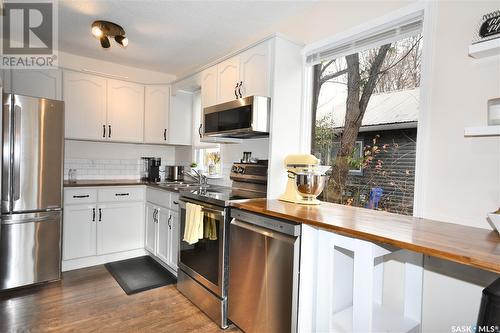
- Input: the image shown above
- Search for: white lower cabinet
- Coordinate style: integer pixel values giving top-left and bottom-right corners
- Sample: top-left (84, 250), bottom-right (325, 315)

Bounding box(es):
top-left (63, 204), bottom-right (97, 260)
top-left (62, 186), bottom-right (145, 271)
top-left (97, 202), bottom-right (144, 255)
top-left (145, 200), bottom-right (179, 272)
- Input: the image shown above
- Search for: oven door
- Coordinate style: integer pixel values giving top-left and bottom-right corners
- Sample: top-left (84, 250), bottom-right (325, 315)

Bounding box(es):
top-left (178, 198), bottom-right (226, 297)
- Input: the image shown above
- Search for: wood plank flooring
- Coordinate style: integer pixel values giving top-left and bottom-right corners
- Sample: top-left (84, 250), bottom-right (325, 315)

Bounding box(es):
top-left (0, 265), bottom-right (240, 333)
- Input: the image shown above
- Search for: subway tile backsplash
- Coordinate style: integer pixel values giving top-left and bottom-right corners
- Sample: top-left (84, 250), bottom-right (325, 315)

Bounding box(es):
top-left (64, 158), bottom-right (143, 180)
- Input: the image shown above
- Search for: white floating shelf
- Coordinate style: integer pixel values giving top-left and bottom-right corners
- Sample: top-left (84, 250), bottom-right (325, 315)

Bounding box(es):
top-left (464, 125), bottom-right (500, 137)
top-left (469, 38), bottom-right (500, 58)
top-left (331, 304), bottom-right (420, 333)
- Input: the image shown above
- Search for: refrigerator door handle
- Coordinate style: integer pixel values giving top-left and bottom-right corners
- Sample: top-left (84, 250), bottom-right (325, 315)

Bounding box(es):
top-left (12, 104), bottom-right (21, 201)
top-left (2, 96), bottom-right (12, 210)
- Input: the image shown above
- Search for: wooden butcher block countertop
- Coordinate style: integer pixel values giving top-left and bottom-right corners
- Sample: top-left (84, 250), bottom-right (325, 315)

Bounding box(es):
top-left (230, 199), bottom-right (500, 274)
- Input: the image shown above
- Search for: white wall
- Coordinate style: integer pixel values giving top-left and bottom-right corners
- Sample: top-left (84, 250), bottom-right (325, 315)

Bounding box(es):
top-left (65, 140), bottom-right (175, 179)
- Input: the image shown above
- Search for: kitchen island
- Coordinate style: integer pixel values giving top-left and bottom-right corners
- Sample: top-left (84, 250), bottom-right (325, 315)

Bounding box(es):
top-left (230, 199), bottom-right (500, 333)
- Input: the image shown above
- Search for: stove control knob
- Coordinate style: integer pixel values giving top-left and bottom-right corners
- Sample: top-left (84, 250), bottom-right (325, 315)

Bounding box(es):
top-left (231, 166), bottom-right (237, 173)
top-left (237, 166), bottom-right (244, 174)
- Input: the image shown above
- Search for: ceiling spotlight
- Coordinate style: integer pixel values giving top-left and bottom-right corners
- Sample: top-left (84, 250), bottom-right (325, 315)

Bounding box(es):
top-left (91, 20), bottom-right (128, 49)
top-left (114, 35), bottom-right (128, 48)
top-left (100, 36), bottom-right (110, 48)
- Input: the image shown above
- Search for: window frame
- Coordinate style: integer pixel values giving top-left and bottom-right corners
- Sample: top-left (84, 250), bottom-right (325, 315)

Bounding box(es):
top-left (300, 1), bottom-right (437, 218)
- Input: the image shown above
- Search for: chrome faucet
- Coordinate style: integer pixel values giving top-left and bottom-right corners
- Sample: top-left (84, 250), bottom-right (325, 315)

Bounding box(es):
top-left (184, 169), bottom-right (207, 186)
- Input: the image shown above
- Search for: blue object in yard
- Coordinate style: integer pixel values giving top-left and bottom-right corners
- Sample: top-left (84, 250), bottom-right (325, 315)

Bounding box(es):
top-left (366, 187), bottom-right (383, 209)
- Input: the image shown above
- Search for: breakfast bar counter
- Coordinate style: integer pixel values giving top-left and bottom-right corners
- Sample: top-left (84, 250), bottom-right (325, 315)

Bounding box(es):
top-left (230, 199), bottom-right (500, 274)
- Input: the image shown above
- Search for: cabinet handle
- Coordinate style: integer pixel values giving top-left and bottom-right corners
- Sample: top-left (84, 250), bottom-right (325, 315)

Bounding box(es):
top-left (234, 82), bottom-right (239, 99)
top-left (92, 208), bottom-right (96, 222)
top-left (238, 81), bottom-right (243, 98)
top-left (198, 124), bottom-right (203, 138)
top-left (153, 209), bottom-right (158, 222)
top-left (108, 125), bottom-right (111, 138)
top-left (102, 125), bottom-right (106, 138)
top-left (164, 129), bottom-right (167, 141)
top-left (98, 208), bottom-right (102, 222)
top-left (73, 195), bottom-right (89, 198)
top-left (173, 201), bottom-right (178, 205)
top-left (115, 193), bottom-right (129, 196)
top-left (168, 215), bottom-right (172, 229)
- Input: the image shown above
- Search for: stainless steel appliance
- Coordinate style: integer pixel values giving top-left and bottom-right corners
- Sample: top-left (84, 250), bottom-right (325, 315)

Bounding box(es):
top-left (202, 96), bottom-right (270, 138)
top-left (177, 161), bottom-right (268, 328)
top-left (0, 93), bottom-right (64, 291)
top-left (165, 165), bottom-right (184, 181)
top-left (141, 157), bottom-right (161, 182)
top-left (228, 209), bottom-right (301, 333)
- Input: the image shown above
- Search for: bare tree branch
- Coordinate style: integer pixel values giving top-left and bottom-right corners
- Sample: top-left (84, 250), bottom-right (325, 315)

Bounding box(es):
top-left (376, 36), bottom-right (422, 76)
top-left (320, 69), bottom-right (348, 84)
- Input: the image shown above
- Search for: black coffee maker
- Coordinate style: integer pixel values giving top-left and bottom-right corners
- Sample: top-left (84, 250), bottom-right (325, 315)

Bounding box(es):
top-left (141, 157), bottom-right (161, 182)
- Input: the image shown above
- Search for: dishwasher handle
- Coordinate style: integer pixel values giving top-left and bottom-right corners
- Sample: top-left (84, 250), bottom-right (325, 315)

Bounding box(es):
top-left (231, 209), bottom-right (301, 237)
top-left (231, 219), bottom-right (298, 243)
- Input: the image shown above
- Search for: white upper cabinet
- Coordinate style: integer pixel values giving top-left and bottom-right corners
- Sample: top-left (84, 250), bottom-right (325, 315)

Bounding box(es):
top-left (201, 66), bottom-right (218, 108)
top-left (107, 79), bottom-right (145, 143)
top-left (169, 90), bottom-right (192, 145)
top-left (63, 71), bottom-right (107, 141)
top-left (239, 40), bottom-right (272, 98)
top-left (9, 69), bottom-right (62, 100)
top-left (144, 85), bottom-right (169, 144)
top-left (200, 39), bottom-right (273, 109)
top-left (217, 56), bottom-right (240, 104)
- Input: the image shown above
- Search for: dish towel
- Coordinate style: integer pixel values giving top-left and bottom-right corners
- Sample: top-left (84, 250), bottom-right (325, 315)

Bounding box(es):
top-left (203, 216), bottom-right (218, 241)
top-left (183, 202), bottom-right (204, 244)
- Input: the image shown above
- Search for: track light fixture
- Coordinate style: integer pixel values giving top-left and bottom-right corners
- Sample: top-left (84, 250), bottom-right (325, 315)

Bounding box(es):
top-left (91, 20), bottom-right (128, 49)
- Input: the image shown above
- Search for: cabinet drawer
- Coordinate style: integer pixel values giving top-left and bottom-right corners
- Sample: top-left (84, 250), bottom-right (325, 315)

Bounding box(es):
top-left (64, 188), bottom-right (97, 204)
top-left (146, 188), bottom-right (170, 208)
top-left (98, 187), bottom-right (144, 202)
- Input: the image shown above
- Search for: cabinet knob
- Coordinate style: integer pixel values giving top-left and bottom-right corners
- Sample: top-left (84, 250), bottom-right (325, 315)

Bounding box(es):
top-left (234, 82), bottom-right (239, 99)
top-left (238, 81), bottom-right (243, 98)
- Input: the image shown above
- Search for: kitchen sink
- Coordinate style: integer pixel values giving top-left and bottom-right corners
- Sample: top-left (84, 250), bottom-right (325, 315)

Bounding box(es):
top-left (155, 181), bottom-right (210, 189)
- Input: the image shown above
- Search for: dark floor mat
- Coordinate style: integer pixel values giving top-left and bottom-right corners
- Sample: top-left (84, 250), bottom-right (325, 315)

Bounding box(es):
top-left (105, 256), bottom-right (176, 295)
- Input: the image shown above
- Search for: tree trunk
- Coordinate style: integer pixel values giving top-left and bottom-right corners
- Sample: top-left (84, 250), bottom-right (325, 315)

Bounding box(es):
top-left (330, 44), bottom-right (391, 203)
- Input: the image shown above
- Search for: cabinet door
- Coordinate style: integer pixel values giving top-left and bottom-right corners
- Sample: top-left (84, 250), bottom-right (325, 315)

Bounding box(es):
top-left (168, 210), bottom-right (179, 271)
top-left (168, 90), bottom-right (192, 145)
top-left (156, 208), bottom-right (170, 264)
top-left (145, 203), bottom-right (157, 255)
top-left (63, 204), bottom-right (97, 260)
top-left (239, 41), bottom-right (272, 98)
top-left (97, 202), bottom-right (144, 255)
top-left (63, 71), bottom-right (107, 140)
top-left (144, 85), bottom-right (169, 144)
top-left (10, 69), bottom-right (62, 100)
top-left (217, 57), bottom-right (240, 104)
top-left (201, 66), bottom-right (217, 108)
top-left (107, 79), bottom-right (145, 143)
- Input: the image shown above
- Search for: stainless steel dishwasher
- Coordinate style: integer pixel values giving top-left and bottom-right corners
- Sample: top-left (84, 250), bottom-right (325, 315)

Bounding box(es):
top-left (228, 209), bottom-right (301, 333)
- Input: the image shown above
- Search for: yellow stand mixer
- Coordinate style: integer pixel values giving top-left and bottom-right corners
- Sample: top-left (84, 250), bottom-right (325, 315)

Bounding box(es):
top-left (279, 154), bottom-right (330, 205)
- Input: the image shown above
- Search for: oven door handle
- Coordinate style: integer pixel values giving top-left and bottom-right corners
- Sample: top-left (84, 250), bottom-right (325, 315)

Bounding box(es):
top-left (178, 200), bottom-right (225, 217)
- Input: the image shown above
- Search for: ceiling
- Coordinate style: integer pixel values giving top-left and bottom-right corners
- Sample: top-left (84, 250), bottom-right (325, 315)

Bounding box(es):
top-left (58, 1), bottom-right (314, 78)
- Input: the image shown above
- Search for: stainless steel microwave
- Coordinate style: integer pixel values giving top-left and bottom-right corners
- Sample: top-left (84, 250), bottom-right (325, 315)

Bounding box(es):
top-left (202, 96), bottom-right (270, 138)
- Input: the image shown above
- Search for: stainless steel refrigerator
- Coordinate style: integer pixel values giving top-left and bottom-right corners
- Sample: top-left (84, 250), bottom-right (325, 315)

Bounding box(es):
top-left (0, 92), bottom-right (64, 291)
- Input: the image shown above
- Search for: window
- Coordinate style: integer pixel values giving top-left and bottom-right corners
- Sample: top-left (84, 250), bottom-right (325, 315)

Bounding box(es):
top-left (310, 22), bottom-right (423, 216)
top-left (194, 147), bottom-right (221, 177)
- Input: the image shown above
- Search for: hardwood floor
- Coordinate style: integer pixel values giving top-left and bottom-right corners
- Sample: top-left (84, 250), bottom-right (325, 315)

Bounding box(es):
top-left (0, 265), bottom-right (240, 333)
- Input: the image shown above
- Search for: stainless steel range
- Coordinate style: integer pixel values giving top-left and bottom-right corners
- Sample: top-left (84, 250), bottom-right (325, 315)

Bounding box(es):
top-left (177, 160), bottom-right (268, 328)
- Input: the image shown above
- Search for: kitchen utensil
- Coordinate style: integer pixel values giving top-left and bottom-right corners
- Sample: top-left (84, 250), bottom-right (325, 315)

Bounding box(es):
top-left (165, 165), bottom-right (184, 181)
